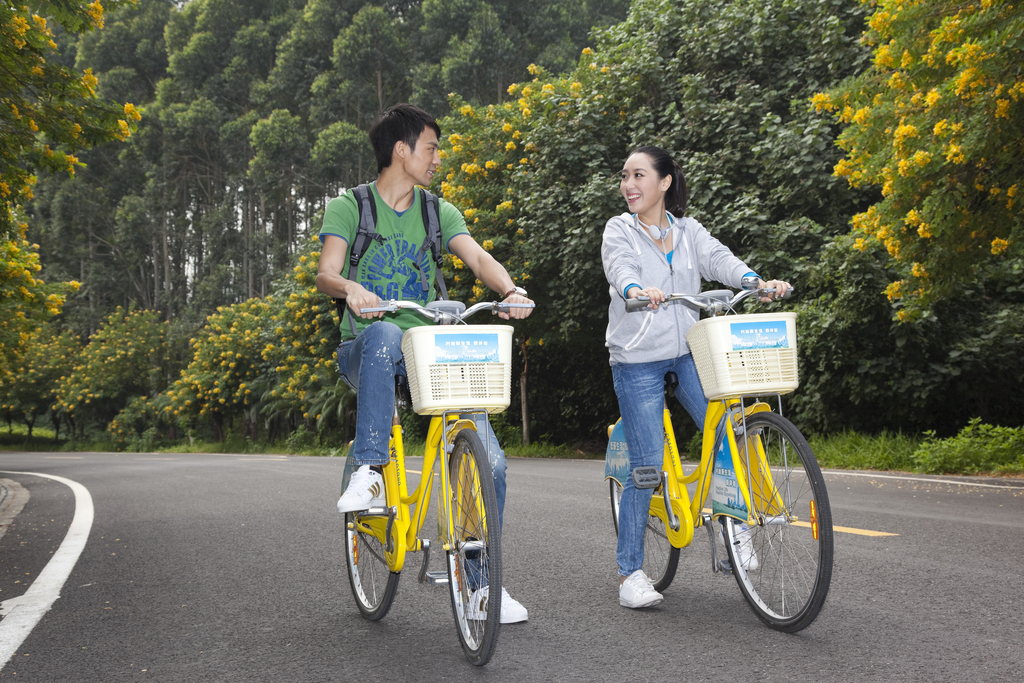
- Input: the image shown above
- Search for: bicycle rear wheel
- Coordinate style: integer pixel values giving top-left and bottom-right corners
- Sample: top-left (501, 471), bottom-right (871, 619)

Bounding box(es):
top-left (345, 511), bottom-right (400, 621)
top-left (445, 429), bottom-right (502, 666)
top-left (723, 411), bottom-right (833, 632)
top-left (610, 480), bottom-right (680, 592)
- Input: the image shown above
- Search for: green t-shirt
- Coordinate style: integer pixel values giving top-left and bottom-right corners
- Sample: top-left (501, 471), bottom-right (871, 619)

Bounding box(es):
top-left (318, 184), bottom-right (469, 339)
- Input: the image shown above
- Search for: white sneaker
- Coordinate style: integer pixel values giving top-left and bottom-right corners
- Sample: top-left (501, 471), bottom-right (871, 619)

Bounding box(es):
top-left (730, 523), bottom-right (760, 571)
top-left (336, 465), bottom-right (385, 513)
top-left (466, 586), bottom-right (529, 624)
top-left (619, 570), bottom-right (663, 609)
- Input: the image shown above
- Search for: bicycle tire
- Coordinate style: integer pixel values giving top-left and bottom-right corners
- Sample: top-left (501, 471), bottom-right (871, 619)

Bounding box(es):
top-left (445, 429), bottom-right (502, 665)
top-left (345, 511), bottom-right (400, 621)
top-left (610, 479), bottom-right (680, 592)
top-left (723, 411), bottom-right (833, 632)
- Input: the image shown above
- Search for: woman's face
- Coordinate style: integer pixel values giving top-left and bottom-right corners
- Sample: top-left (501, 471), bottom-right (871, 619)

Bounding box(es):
top-left (620, 153), bottom-right (671, 219)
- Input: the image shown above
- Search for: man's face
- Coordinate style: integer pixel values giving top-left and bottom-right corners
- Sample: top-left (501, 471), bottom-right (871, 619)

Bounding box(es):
top-left (401, 128), bottom-right (441, 186)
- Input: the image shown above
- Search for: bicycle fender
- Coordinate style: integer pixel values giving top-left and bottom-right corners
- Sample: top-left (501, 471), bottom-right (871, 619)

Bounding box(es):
top-left (444, 418), bottom-right (478, 443)
top-left (605, 419), bottom-right (630, 486)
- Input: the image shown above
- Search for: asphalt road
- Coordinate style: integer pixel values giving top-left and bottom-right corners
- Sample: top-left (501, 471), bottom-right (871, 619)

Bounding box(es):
top-left (0, 451), bottom-right (1022, 682)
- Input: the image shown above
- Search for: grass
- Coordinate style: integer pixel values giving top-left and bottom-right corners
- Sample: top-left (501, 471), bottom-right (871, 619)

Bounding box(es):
top-left (4, 422), bottom-right (1020, 477)
top-left (807, 430), bottom-right (922, 473)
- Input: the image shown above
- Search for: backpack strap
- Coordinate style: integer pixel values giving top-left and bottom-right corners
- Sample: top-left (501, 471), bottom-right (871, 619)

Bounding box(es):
top-left (414, 187), bottom-right (448, 300)
top-left (335, 183), bottom-right (382, 336)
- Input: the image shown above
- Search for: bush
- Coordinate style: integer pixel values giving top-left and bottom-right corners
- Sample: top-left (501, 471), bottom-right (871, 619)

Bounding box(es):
top-left (912, 419), bottom-right (1024, 475)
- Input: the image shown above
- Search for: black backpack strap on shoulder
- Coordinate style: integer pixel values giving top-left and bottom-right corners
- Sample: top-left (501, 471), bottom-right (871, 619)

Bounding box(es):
top-left (415, 187), bottom-right (448, 300)
top-left (337, 183), bottom-right (381, 337)
top-left (344, 183), bottom-right (380, 280)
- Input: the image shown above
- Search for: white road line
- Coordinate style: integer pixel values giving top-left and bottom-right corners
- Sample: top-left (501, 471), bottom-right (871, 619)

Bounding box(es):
top-left (822, 469), bottom-right (1024, 490)
top-left (0, 471), bottom-right (94, 670)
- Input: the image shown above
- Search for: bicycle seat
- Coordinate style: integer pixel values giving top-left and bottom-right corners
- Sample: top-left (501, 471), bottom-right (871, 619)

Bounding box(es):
top-left (664, 372), bottom-right (678, 398)
top-left (427, 300), bottom-right (466, 316)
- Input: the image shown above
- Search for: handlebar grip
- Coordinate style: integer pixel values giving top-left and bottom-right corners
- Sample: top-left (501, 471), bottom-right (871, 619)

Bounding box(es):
top-left (360, 305), bottom-right (396, 313)
top-left (625, 296), bottom-right (651, 312)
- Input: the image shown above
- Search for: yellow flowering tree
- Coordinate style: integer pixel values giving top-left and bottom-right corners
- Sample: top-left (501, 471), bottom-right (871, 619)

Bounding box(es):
top-left (0, 1), bottom-right (140, 237)
top-left (0, 235), bottom-right (79, 378)
top-left (816, 0), bottom-right (1023, 318)
top-left (260, 236), bottom-right (346, 441)
top-left (438, 96), bottom-right (531, 304)
top-left (164, 298), bottom-right (274, 442)
top-left (55, 307), bottom-right (171, 434)
top-left (0, 326), bottom-right (81, 438)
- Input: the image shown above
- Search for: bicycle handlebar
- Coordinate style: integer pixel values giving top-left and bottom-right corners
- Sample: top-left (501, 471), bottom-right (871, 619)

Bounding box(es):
top-left (624, 286), bottom-right (793, 315)
top-left (360, 299), bottom-right (535, 324)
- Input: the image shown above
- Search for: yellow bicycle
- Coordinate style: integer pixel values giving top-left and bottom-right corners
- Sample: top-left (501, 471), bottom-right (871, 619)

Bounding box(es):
top-left (606, 285), bottom-right (833, 632)
top-left (340, 299), bottom-right (531, 665)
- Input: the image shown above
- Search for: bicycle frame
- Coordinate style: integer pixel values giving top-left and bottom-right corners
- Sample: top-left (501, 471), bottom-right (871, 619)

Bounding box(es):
top-left (605, 396), bottom-right (782, 551)
top-left (347, 410), bottom-right (484, 574)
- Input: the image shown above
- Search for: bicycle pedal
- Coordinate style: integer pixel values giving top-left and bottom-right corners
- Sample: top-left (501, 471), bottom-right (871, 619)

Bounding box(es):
top-left (717, 559), bottom-right (734, 575)
top-left (422, 571), bottom-right (449, 585)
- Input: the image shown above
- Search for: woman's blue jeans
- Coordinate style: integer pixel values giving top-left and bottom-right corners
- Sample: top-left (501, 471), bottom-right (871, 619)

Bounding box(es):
top-left (611, 353), bottom-right (708, 577)
top-left (337, 320), bottom-right (509, 529)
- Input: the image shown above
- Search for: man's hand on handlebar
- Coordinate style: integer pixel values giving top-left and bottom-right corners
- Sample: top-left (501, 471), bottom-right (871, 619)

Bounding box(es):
top-left (346, 283), bottom-right (385, 319)
top-left (499, 293), bottom-right (534, 320)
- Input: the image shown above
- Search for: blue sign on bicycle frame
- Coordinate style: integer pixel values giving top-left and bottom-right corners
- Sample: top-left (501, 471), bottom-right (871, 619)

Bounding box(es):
top-left (730, 320), bottom-right (789, 350)
top-left (711, 438), bottom-right (748, 521)
top-left (433, 332), bottom-right (500, 363)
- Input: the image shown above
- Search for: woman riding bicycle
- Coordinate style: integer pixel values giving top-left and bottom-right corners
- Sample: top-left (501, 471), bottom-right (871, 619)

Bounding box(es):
top-left (602, 145), bottom-right (790, 609)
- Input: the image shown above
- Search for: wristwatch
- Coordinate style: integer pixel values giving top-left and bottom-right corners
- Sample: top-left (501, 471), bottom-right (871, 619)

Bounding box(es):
top-left (502, 286), bottom-right (528, 299)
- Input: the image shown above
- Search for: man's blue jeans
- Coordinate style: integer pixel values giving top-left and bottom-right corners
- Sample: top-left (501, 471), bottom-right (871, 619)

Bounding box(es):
top-left (611, 353), bottom-right (707, 577)
top-left (337, 320), bottom-right (509, 528)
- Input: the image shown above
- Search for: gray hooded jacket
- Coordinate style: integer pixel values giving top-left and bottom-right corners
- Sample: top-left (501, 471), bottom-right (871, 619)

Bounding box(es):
top-left (602, 212), bottom-right (752, 365)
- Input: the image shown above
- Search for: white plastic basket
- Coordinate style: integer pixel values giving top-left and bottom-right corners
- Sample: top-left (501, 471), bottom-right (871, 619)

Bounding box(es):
top-left (401, 324), bottom-right (514, 415)
top-left (685, 312), bottom-right (799, 400)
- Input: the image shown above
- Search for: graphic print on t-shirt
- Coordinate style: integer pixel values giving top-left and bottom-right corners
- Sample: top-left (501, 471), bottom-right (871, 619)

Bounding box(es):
top-left (361, 234), bottom-right (433, 301)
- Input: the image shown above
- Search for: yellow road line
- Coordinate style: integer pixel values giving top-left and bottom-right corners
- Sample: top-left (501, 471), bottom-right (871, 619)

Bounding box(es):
top-left (700, 507), bottom-right (895, 536)
top-left (792, 520), bottom-right (897, 537)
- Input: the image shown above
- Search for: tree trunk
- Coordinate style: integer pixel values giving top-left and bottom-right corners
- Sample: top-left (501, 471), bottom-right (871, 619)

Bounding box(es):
top-left (520, 339), bottom-right (530, 445)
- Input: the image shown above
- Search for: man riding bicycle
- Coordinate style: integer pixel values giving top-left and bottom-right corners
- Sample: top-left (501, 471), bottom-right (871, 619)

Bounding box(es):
top-left (315, 104), bottom-right (532, 623)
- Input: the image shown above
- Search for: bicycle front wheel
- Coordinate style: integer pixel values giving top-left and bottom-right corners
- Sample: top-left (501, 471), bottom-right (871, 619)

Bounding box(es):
top-left (445, 429), bottom-right (502, 666)
top-left (345, 512), bottom-right (400, 621)
top-left (724, 411), bottom-right (833, 632)
top-left (610, 479), bottom-right (680, 592)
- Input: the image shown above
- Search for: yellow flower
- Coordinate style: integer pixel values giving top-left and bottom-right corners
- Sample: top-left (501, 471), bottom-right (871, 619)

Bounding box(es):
top-left (925, 89), bottom-right (941, 108)
top-left (995, 99), bottom-right (1010, 118)
top-left (991, 238), bottom-right (1010, 255)
top-left (811, 92), bottom-right (834, 113)
top-left (483, 240), bottom-right (494, 251)
top-left (506, 141), bottom-right (517, 151)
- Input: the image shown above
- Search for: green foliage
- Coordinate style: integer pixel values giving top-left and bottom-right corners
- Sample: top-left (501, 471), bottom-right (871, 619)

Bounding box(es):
top-left (0, 326), bottom-right (81, 436)
top-left (55, 307), bottom-right (172, 429)
top-left (817, 0), bottom-right (1024, 319)
top-left (912, 418), bottom-right (1024, 475)
top-left (0, 0), bottom-right (139, 237)
top-left (108, 394), bottom-right (177, 451)
top-left (440, 0), bottom-right (873, 440)
top-left (808, 430), bottom-right (921, 472)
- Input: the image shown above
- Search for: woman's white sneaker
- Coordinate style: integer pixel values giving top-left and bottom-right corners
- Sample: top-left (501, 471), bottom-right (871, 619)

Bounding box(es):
top-left (466, 586), bottom-right (529, 623)
top-left (619, 570), bottom-right (663, 609)
top-left (336, 465), bottom-right (385, 513)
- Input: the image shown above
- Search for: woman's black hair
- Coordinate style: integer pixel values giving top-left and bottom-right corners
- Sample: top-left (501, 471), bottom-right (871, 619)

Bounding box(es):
top-left (628, 145), bottom-right (689, 218)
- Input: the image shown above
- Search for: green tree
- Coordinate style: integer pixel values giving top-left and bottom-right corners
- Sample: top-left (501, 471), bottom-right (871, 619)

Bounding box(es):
top-left (816, 0), bottom-right (1023, 319)
top-left (55, 307), bottom-right (172, 433)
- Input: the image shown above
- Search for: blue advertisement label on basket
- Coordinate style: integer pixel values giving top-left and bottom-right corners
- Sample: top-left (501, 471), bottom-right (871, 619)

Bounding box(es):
top-left (711, 438), bottom-right (748, 521)
top-left (730, 320), bottom-right (789, 350)
top-left (605, 419), bottom-right (630, 485)
top-left (433, 333), bottom-right (500, 363)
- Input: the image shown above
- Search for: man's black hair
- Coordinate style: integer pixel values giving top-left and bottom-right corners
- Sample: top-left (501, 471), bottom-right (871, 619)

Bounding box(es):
top-left (369, 104), bottom-right (442, 173)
